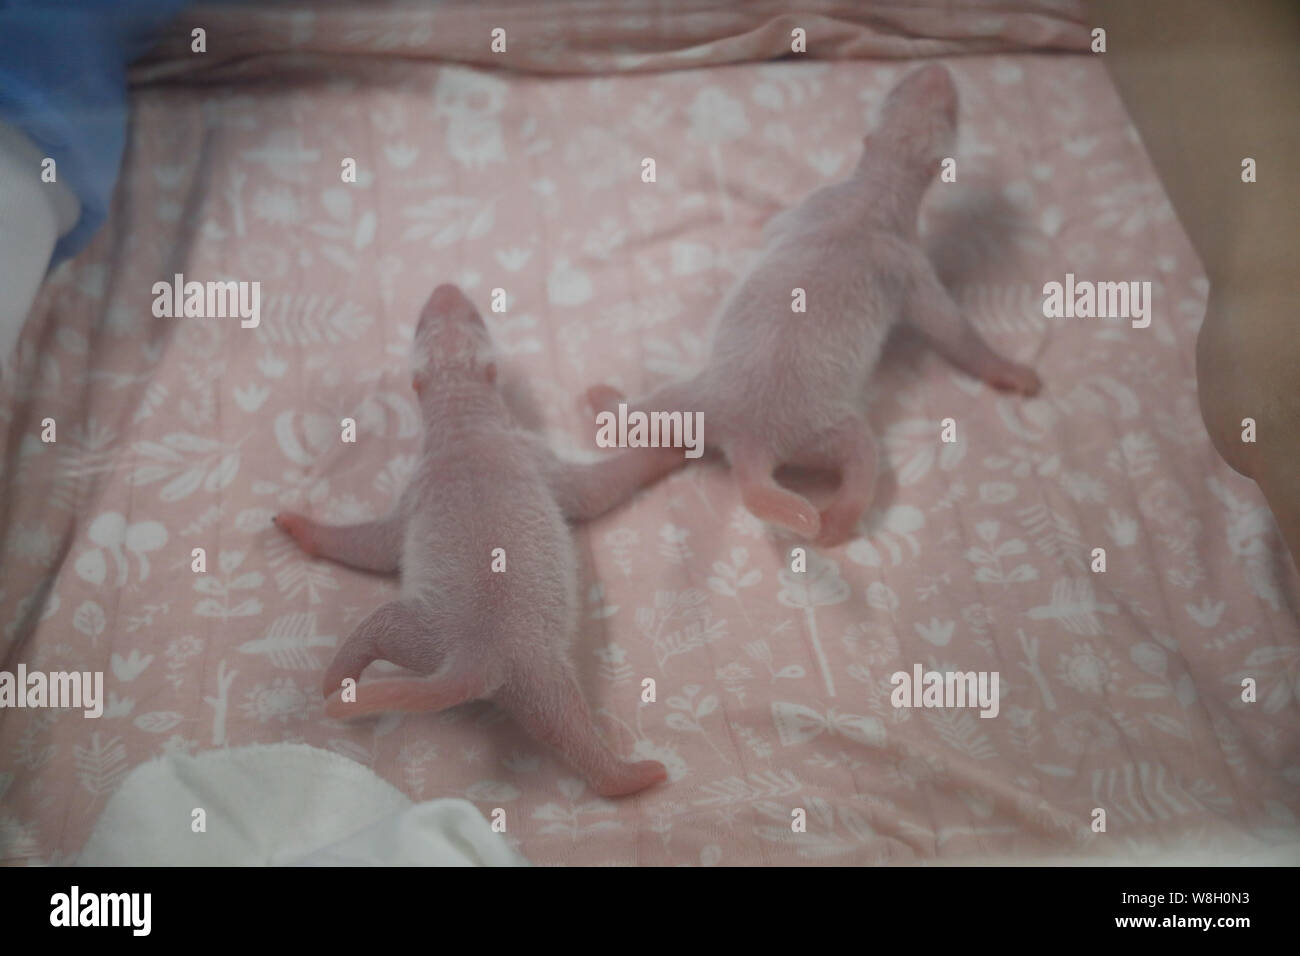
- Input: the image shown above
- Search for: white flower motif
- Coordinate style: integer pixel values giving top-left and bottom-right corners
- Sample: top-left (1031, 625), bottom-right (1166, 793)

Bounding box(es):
top-left (778, 552), bottom-right (849, 697)
top-left (240, 678), bottom-right (308, 723)
top-left (1056, 642), bottom-right (1119, 695)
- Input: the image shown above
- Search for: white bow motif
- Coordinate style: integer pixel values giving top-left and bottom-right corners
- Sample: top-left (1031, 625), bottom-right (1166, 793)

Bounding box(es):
top-left (771, 702), bottom-right (886, 748)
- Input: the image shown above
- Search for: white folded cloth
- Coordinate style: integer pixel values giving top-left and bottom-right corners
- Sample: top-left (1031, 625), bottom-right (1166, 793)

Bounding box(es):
top-left (77, 742), bottom-right (527, 866)
top-left (0, 119), bottom-right (80, 370)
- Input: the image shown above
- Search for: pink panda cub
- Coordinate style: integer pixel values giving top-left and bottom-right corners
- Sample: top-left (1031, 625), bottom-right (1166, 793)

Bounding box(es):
top-left (587, 65), bottom-right (1041, 547)
top-left (275, 284), bottom-right (681, 797)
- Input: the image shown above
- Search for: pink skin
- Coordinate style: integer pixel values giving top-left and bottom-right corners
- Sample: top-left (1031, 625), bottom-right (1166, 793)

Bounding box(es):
top-left (587, 65), bottom-right (1041, 547)
top-left (274, 284), bottom-right (680, 798)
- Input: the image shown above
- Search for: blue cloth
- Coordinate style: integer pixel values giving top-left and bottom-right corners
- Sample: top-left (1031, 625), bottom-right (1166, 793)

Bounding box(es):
top-left (0, 0), bottom-right (191, 264)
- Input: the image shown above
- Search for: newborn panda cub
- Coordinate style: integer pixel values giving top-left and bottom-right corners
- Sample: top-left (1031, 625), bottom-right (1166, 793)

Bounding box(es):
top-left (274, 284), bottom-right (680, 797)
top-left (588, 64), bottom-right (1041, 547)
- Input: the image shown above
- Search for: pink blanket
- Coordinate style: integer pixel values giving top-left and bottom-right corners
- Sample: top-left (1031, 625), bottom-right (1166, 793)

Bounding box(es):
top-left (4, 0), bottom-right (1299, 865)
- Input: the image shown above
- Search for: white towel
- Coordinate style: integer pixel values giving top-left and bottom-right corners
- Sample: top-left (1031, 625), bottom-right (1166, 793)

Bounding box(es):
top-left (77, 742), bottom-right (527, 866)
